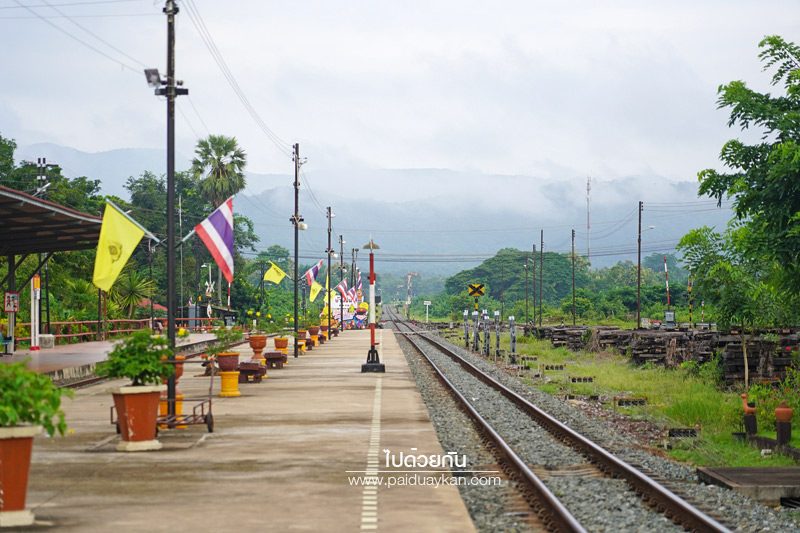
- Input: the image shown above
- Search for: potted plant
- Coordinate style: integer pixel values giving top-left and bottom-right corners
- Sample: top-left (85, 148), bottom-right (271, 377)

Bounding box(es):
top-left (206, 327), bottom-right (244, 397)
top-left (248, 319), bottom-right (267, 358)
top-left (96, 330), bottom-right (174, 452)
top-left (207, 327), bottom-right (245, 371)
top-left (0, 362), bottom-right (69, 527)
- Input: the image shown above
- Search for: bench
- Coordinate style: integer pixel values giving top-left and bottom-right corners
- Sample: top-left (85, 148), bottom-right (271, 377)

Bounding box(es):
top-left (238, 362), bottom-right (267, 383)
top-left (0, 333), bottom-right (12, 355)
top-left (264, 351), bottom-right (288, 369)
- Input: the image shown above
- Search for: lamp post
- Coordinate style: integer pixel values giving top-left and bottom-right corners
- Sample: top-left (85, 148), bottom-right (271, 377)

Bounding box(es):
top-left (290, 143), bottom-right (305, 357)
top-left (326, 206), bottom-right (334, 336)
top-left (361, 239), bottom-right (385, 372)
top-left (145, 1), bottom-right (189, 422)
top-left (200, 263), bottom-right (213, 299)
top-left (339, 235), bottom-right (346, 332)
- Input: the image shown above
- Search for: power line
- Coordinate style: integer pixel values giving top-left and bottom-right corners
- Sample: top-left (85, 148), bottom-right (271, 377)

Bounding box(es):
top-left (12, 0), bottom-right (140, 73)
top-left (181, 0), bottom-right (292, 157)
top-left (0, 12), bottom-right (156, 18)
top-left (0, 0), bottom-right (142, 9)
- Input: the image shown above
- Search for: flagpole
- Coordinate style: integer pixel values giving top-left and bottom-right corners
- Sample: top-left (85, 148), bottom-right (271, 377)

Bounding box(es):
top-left (106, 200), bottom-right (160, 243)
top-left (326, 206), bottom-right (332, 338)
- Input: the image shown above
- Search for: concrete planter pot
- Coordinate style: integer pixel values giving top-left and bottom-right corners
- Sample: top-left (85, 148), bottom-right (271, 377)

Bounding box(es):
top-left (249, 335), bottom-right (267, 356)
top-left (274, 337), bottom-right (289, 350)
top-left (112, 386), bottom-right (165, 452)
top-left (0, 425), bottom-right (41, 527)
top-left (216, 352), bottom-right (240, 372)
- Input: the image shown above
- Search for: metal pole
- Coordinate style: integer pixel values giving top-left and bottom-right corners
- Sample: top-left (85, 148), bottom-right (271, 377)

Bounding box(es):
top-left (165, 0), bottom-right (178, 419)
top-left (179, 193), bottom-right (184, 321)
top-left (149, 240), bottom-right (154, 324)
top-left (524, 261), bottom-right (528, 325)
top-left (339, 235), bottom-right (345, 332)
top-left (571, 228), bottom-right (576, 326)
top-left (531, 244), bottom-right (536, 329)
top-left (637, 200), bottom-right (642, 329)
top-left (293, 143), bottom-right (300, 358)
top-left (327, 206), bottom-right (332, 336)
top-left (539, 230), bottom-right (543, 328)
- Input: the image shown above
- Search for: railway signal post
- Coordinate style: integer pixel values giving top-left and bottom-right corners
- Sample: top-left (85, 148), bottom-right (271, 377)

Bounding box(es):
top-left (494, 310), bottom-right (500, 357)
top-left (463, 309), bottom-right (469, 348)
top-left (361, 239), bottom-right (385, 373)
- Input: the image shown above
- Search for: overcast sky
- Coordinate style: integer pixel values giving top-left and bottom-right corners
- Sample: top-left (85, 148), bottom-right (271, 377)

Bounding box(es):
top-left (1, 0), bottom-right (797, 186)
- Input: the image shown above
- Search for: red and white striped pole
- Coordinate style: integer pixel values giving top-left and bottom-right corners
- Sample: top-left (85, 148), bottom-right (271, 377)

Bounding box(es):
top-left (362, 239), bottom-right (385, 372)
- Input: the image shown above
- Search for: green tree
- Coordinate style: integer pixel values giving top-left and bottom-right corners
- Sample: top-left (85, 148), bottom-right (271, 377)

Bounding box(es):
top-left (697, 36), bottom-right (800, 296)
top-left (191, 134), bottom-right (247, 207)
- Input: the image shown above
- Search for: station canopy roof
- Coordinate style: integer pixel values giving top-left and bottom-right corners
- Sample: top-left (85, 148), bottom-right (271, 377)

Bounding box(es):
top-left (0, 185), bottom-right (102, 256)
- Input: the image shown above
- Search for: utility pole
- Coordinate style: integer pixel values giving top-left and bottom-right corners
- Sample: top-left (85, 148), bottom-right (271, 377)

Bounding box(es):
top-left (637, 200), bottom-right (643, 329)
top-left (155, 0), bottom-right (188, 420)
top-left (586, 177), bottom-right (591, 262)
top-left (538, 230), bottom-right (544, 328)
top-left (36, 157), bottom-right (51, 334)
top-left (571, 228), bottom-right (576, 326)
top-left (339, 235), bottom-right (345, 332)
top-left (524, 260), bottom-right (529, 325)
top-left (351, 248), bottom-right (358, 287)
top-left (326, 206), bottom-right (333, 334)
top-left (259, 261), bottom-right (266, 309)
top-left (292, 143), bottom-right (302, 358)
top-left (531, 244), bottom-right (536, 329)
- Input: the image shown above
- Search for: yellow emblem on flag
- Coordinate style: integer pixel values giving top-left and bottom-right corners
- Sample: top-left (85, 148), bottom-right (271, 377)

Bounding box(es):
top-left (263, 262), bottom-right (287, 284)
top-left (92, 203), bottom-right (145, 292)
top-left (309, 281), bottom-right (323, 302)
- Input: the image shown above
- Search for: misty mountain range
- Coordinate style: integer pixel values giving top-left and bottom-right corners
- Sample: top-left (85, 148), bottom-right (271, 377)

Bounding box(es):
top-left (17, 142), bottom-right (734, 276)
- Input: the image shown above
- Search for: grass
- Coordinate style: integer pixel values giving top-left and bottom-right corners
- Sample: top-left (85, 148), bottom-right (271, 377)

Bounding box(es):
top-left (446, 328), bottom-right (799, 468)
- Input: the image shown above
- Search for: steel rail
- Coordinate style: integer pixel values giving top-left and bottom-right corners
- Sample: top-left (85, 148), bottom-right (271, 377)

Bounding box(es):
top-left (393, 317), bottom-right (586, 533)
top-left (392, 312), bottom-right (730, 533)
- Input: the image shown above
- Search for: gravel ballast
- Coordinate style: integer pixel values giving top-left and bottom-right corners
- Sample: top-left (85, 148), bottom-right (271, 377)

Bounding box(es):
top-left (406, 324), bottom-right (800, 533)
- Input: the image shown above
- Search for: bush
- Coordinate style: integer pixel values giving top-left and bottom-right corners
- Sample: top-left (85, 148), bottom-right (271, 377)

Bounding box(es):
top-left (0, 362), bottom-right (71, 436)
top-left (96, 330), bottom-right (174, 386)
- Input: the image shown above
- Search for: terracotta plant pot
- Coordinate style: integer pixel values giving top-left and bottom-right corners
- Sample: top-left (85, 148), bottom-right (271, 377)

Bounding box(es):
top-left (249, 334), bottom-right (267, 356)
top-left (297, 329), bottom-right (307, 340)
top-left (274, 337), bottom-right (289, 350)
top-left (775, 401), bottom-right (794, 423)
top-left (308, 326), bottom-right (320, 336)
top-left (216, 352), bottom-right (240, 372)
top-left (112, 385), bottom-right (165, 452)
top-left (0, 425), bottom-right (40, 527)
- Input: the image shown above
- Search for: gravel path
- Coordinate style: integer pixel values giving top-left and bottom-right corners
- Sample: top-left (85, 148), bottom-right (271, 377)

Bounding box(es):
top-left (414, 325), bottom-right (800, 533)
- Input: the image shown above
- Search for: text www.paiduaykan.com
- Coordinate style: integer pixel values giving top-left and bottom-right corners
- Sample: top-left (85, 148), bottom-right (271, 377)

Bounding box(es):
top-left (348, 474), bottom-right (502, 488)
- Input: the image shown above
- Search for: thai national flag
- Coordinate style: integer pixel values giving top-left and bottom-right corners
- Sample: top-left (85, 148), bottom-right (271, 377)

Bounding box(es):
top-left (356, 271), bottom-right (363, 291)
top-left (335, 279), bottom-right (348, 297)
top-left (304, 259), bottom-right (323, 287)
top-left (347, 287), bottom-right (357, 303)
top-left (195, 197), bottom-right (235, 283)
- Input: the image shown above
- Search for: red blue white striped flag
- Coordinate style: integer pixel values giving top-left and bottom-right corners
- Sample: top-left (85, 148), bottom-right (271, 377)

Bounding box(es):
top-left (195, 197), bottom-right (235, 283)
top-left (335, 279), bottom-right (348, 298)
top-left (304, 259), bottom-right (324, 287)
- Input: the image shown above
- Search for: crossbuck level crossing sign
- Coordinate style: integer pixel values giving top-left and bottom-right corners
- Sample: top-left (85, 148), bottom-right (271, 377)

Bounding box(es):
top-left (467, 283), bottom-right (485, 297)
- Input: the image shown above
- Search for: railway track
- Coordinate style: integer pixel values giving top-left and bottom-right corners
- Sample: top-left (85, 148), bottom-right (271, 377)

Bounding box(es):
top-left (387, 308), bottom-right (730, 532)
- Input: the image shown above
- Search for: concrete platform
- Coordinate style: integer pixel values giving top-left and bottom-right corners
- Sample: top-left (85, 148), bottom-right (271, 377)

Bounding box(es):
top-left (23, 329), bottom-right (475, 532)
top-left (0, 333), bottom-right (216, 374)
top-left (697, 467), bottom-right (800, 505)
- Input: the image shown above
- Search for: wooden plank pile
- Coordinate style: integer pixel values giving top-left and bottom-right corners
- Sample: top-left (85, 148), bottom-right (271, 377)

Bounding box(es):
top-left (720, 334), bottom-right (798, 384)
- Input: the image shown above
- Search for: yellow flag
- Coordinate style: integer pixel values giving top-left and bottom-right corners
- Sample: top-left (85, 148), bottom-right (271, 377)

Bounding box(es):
top-left (263, 262), bottom-right (287, 284)
top-left (92, 203), bottom-right (145, 292)
top-left (309, 281), bottom-right (323, 302)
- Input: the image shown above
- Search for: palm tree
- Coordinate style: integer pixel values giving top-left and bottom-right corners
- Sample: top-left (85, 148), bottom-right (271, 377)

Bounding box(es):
top-left (190, 134), bottom-right (247, 208)
top-left (190, 134), bottom-right (247, 304)
top-left (110, 267), bottom-right (156, 319)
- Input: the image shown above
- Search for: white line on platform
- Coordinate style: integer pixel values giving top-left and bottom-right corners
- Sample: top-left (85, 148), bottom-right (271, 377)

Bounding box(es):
top-left (360, 377), bottom-right (383, 532)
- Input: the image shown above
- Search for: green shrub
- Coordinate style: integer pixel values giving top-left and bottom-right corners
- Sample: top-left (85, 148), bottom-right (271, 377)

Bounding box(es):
top-left (0, 362), bottom-right (71, 436)
top-left (96, 330), bottom-right (174, 386)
